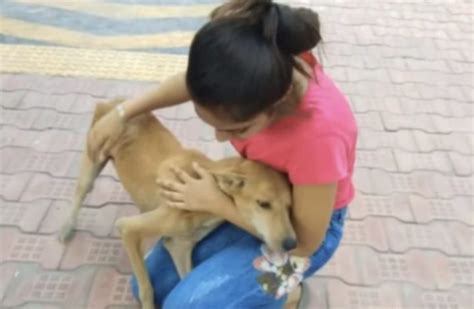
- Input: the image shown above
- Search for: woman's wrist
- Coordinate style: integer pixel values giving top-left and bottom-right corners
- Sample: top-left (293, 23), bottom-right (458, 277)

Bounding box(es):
top-left (115, 104), bottom-right (127, 120)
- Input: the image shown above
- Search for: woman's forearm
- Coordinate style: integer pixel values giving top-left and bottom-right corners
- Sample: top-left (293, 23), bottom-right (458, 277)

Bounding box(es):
top-left (122, 72), bottom-right (190, 120)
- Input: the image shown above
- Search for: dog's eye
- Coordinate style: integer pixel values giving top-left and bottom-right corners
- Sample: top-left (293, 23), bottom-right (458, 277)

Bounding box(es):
top-left (257, 200), bottom-right (272, 210)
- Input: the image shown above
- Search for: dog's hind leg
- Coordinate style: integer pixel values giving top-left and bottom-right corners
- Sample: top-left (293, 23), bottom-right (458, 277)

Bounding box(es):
top-left (58, 151), bottom-right (107, 243)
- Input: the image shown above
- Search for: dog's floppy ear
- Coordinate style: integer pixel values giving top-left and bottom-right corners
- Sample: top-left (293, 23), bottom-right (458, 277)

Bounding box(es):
top-left (212, 173), bottom-right (246, 195)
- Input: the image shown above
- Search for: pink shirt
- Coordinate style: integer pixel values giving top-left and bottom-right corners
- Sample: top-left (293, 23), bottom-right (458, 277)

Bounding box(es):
top-left (231, 57), bottom-right (358, 209)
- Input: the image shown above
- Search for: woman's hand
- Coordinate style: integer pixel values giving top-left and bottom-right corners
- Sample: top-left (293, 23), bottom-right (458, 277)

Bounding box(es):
top-left (157, 162), bottom-right (229, 214)
top-left (87, 106), bottom-right (125, 161)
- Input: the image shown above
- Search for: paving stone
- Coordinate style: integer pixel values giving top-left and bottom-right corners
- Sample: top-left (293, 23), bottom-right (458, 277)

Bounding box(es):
top-left (447, 222), bottom-right (474, 256)
top-left (342, 218), bottom-right (389, 251)
top-left (160, 117), bottom-right (215, 141)
top-left (60, 232), bottom-right (131, 273)
top-left (105, 80), bottom-right (154, 99)
top-left (409, 195), bottom-right (473, 225)
top-left (0, 263), bottom-right (20, 302)
top-left (317, 246), bottom-right (360, 284)
top-left (431, 115), bottom-right (473, 134)
top-left (86, 268), bottom-right (139, 309)
top-left (347, 68), bottom-right (390, 83)
top-left (355, 168), bottom-right (471, 198)
top-left (79, 78), bottom-right (142, 98)
top-left (446, 60), bottom-right (474, 74)
top-left (21, 174), bottom-right (77, 203)
top-left (0, 127), bottom-right (84, 152)
top-left (354, 111), bottom-right (384, 130)
top-left (351, 95), bottom-right (403, 114)
top-left (437, 256), bottom-right (474, 289)
top-left (448, 152), bottom-right (473, 176)
top-left (69, 158), bottom-right (119, 180)
top-left (0, 90), bottom-right (27, 108)
top-left (432, 175), bottom-right (473, 198)
top-left (393, 83), bottom-right (423, 99)
top-left (0, 199), bottom-right (50, 232)
top-left (0, 126), bottom-right (37, 149)
top-left (0, 227), bottom-right (64, 269)
top-left (354, 169), bottom-right (432, 198)
top-left (33, 109), bottom-right (92, 132)
top-left (357, 248), bottom-right (438, 289)
top-left (349, 193), bottom-right (414, 222)
top-left (20, 92), bottom-right (77, 112)
top-left (32, 129), bottom-right (85, 152)
top-left (405, 58), bottom-right (451, 72)
top-left (325, 66), bottom-right (347, 83)
top-left (39, 201), bottom-right (120, 237)
top-left (301, 277), bottom-right (329, 309)
top-left (393, 150), bottom-right (452, 173)
top-left (35, 75), bottom-right (108, 95)
top-left (69, 93), bottom-right (101, 114)
top-left (0, 147), bottom-right (30, 173)
top-left (17, 303), bottom-right (62, 309)
top-left (0, 107), bottom-right (40, 129)
top-left (326, 279), bottom-right (403, 309)
top-left (356, 149), bottom-right (397, 171)
top-left (0, 173), bottom-right (32, 201)
top-left (401, 284), bottom-right (473, 309)
top-left (1, 263), bottom-right (96, 308)
top-left (381, 112), bottom-right (438, 133)
top-left (398, 99), bottom-right (473, 118)
top-left (1, 148), bottom-right (77, 177)
top-left (389, 69), bottom-right (472, 87)
top-left (21, 174), bottom-right (132, 206)
top-left (353, 80), bottom-right (398, 98)
top-left (85, 177), bottom-right (133, 206)
top-left (175, 102), bottom-right (198, 119)
top-left (0, 74), bottom-right (44, 92)
top-left (384, 218), bottom-right (459, 255)
top-left (358, 129), bottom-right (417, 152)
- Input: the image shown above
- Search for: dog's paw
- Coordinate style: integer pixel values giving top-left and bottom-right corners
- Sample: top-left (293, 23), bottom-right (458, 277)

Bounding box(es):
top-left (58, 222), bottom-right (75, 243)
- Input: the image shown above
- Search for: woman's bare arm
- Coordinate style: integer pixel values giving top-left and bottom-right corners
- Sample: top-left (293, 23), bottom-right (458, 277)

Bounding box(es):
top-left (122, 72), bottom-right (190, 120)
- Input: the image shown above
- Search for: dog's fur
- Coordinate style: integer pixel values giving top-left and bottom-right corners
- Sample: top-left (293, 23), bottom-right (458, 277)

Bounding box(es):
top-left (59, 99), bottom-right (296, 308)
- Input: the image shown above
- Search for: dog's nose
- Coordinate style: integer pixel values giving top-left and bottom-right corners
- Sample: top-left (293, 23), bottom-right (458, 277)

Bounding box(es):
top-left (282, 238), bottom-right (297, 251)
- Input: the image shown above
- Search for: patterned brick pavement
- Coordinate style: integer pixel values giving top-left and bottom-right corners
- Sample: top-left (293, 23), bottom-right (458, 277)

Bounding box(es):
top-left (1, 0), bottom-right (473, 308)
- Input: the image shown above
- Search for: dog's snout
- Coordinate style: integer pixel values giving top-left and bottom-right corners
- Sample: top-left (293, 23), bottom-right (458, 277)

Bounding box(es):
top-left (282, 237), bottom-right (297, 251)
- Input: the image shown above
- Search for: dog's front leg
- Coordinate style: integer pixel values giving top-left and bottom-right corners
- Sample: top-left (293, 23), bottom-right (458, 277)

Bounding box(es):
top-left (116, 216), bottom-right (155, 309)
top-left (116, 207), bottom-right (192, 309)
top-left (163, 237), bottom-right (194, 279)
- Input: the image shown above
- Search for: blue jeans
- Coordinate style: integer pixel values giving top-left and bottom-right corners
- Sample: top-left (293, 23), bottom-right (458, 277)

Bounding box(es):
top-left (131, 207), bottom-right (347, 308)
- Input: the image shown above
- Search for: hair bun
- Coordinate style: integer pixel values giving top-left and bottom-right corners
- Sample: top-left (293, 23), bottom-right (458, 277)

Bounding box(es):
top-left (274, 5), bottom-right (322, 55)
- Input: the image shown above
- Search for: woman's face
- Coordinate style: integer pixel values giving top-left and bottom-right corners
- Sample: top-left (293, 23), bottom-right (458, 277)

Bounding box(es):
top-left (194, 104), bottom-right (272, 142)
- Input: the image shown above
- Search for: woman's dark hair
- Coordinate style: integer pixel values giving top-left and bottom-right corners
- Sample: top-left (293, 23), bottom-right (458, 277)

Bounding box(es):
top-left (186, 0), bottom-right (322, 121)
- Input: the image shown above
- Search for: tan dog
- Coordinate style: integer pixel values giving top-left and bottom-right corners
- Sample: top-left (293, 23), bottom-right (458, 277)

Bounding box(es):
top-left (58, 99), bottom-right (296, 308)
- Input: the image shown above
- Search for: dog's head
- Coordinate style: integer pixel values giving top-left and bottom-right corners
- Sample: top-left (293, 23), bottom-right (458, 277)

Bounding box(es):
top-left (213, 159), bottom-right (296, 253)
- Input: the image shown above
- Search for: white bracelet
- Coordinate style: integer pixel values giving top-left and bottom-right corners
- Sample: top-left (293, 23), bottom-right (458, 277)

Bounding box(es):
top-left (116, 104), bottom-right (126, 119)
